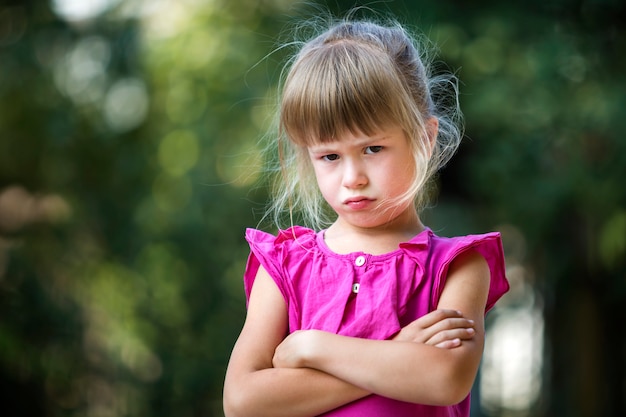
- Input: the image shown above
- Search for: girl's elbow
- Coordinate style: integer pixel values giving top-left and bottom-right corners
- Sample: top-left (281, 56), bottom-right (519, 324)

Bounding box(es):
top-left (420, 384), bottom-right (470, 407)
top-left (419, 366), bottom-right (475, 406)
top-left (435, 372), bottom-right (475, 406)
top-left (222, 392), bottom-right (240, 417)
top-left (433, 352), bottom-right (481, 405)
top-left (223, 386), bottom-right (253, 417)
top-left (439, 384), bottom-right (472, 406)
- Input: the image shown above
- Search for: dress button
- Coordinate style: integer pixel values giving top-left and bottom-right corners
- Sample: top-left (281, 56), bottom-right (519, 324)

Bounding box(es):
top-left (355, 255), bottom-right (366, 266)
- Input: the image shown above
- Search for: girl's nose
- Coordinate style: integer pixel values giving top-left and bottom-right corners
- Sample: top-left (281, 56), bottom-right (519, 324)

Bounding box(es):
top-left (341, 160), bottom-right (368, 189)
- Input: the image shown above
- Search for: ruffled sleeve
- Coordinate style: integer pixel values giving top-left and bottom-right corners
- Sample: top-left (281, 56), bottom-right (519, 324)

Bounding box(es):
top-left (243, 227), bottom-right (310, 304)
top-left (429, 232), bottom-right (509, 313)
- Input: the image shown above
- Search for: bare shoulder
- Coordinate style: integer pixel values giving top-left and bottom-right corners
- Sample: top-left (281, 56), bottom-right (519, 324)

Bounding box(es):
top-left (449, 250), bottom-right (490, 283)
top-left (438, 250), bottom-right (491, 321)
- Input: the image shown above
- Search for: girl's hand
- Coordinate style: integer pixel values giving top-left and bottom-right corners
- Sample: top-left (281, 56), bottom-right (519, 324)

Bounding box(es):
top-left (392, 309), bottom-right (475, 348)
top-left (273, 330), bottom-right (323, 369)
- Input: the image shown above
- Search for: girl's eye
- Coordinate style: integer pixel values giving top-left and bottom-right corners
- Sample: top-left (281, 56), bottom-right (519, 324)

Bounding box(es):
top-left (322, 154), bottom-right (340, 161)
top-left (365, 146), bottom-right (383, 154)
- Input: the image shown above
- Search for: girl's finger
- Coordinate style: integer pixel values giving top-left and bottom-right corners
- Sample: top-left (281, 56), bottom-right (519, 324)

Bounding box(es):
top-left (414, 309), bottom-right (464, 328)
top-left (427, 327), bottom-right (475, 346)
top-left (434, 338), bottom-right (461, 349)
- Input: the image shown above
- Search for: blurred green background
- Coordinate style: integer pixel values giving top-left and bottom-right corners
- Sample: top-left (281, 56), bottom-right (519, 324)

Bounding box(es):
top-left (1, 0), bottom-right (624, 416)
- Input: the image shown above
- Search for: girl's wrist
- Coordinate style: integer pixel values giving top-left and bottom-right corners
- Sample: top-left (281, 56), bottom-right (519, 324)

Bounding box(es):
top-left (299, 330), bottom-right (324, 368)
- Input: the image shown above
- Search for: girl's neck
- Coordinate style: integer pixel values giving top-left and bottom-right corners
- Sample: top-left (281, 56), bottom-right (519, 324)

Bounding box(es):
top-left (323, 212), bottom-right (424, 255)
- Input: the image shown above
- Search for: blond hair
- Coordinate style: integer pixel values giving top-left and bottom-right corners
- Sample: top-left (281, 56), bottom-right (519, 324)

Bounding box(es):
top-left (264, 18), bottom-right (463, 231)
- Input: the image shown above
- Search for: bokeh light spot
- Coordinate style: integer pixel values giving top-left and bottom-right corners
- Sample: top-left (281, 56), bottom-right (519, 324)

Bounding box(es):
top-left (464, 36), bottom-right (503, 75)
top-left (103, 77), bottom-right (149, 133)
top-left (599, 210), bottom-right (626, 270)
top-left (165, 81), bottom-right (207, 124)
top-left (53, 36), bottom-right (110, 104)
top-left (52, 0), bottom-right (118, 22)
top-left (158, 130), bottom-right (199, 177)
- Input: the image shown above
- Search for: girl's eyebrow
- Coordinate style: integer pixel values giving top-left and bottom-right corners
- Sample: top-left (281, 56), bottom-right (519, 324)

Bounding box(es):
top-left (308, 136), bottom-right (391, 153)
top-left (354, 135), bottom-right (392, 146)
top-left (307, 145), bottom-right (337, 155)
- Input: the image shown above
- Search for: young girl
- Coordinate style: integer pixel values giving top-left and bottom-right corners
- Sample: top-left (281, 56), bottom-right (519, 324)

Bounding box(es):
top-left (223, 17), bottom-right (509, 417)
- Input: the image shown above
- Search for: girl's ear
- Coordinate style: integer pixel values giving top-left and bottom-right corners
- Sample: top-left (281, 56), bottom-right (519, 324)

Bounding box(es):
top-left (426, 116), bottom-right (439, 157)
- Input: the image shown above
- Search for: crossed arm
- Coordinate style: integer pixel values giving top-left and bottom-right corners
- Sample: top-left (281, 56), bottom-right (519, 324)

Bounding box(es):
top-left (223, 250), bottom-right (490, 417)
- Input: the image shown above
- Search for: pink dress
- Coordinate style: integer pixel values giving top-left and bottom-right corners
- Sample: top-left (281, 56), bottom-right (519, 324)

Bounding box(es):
top-left (244, 226), bottom-right (509, 417)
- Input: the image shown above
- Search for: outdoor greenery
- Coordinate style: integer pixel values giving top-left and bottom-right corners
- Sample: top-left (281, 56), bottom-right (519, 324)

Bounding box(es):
top-left (0, 0), bottom-right (624, 416)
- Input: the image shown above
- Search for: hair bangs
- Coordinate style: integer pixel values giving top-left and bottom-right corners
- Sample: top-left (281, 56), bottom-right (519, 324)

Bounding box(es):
top-left (280, 40), bottom-right (404, 146)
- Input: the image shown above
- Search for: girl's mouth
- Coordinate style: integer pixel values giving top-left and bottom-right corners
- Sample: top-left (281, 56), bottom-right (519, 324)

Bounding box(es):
top-left (344, 197), bottom-right (374, 210)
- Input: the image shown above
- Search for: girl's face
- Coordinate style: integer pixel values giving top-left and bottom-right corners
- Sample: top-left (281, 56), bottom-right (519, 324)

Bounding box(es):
top-left (307, 125), bottom-right (418, 232)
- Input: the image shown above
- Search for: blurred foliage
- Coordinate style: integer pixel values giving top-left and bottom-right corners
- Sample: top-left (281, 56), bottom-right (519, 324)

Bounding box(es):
top-left (0, 1), bottom-right (624, 417)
